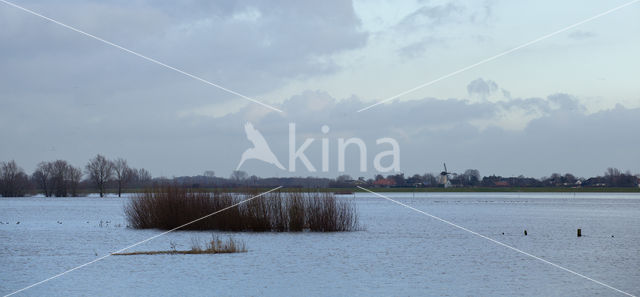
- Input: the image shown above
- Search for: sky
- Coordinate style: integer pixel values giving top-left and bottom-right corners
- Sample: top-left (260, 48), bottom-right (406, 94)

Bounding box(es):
top-left (1, 0), bottom-right (639, 179)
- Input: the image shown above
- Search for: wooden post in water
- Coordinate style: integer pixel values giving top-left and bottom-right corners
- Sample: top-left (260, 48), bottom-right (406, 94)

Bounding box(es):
top-left (577, 228), bottom-right (582, 237)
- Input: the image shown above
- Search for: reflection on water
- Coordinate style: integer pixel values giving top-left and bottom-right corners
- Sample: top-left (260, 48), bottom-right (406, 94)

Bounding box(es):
top-left (1, 193), bottom-right (639, 296)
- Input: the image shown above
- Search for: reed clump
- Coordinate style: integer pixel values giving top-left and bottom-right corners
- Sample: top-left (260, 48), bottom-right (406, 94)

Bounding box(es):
top-left (125, 186), bottom-right (359, 232)
top-left (113, 236), bottom-right (246, 255)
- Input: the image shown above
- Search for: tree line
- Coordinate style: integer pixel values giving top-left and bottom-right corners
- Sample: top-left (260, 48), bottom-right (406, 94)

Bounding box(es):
top-left (1, 160), bottom-right (638, 197)
top-left (180, 168), bottom-right (639, 189)
top-left (0, 155), bottom-right (151, 197)
top-left (336, 168), bottom-right (639, 188)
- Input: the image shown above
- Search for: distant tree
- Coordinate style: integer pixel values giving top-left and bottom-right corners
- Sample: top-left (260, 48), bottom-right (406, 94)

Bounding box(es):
top-left (31, 160), bottom-right (81, 197)
top-left (336, 174), bottom-right (352, 182)
top-left (605, 168), bottom-right (621, 177)
top-left (412, 174), bottom-right (423, 180)
top-left (387, 173), bottom-right (405, 186)
top-left (604, 168), bottom-right (621, 186)
top-left (481, 175), bottom-right (503, 187)
top-left (85, 154), bottom-right (114, 197)
top-left (204, 170), bottom-right (215, 178)
top-left (32, 162), bottom-right (54, 197)
top-left (0, 160), bottom-right (29, 197)
top-left (563, 173), bottom-right (577, 185)
top-left (112, 158), bottom-right (134, 197)
top-left (51, 160), bottom-right (71, 197)
top-left (66, 166), bottom-right (83, 197)
top-left (461, 169), bottom-right (481, 186)
top-left (603, 168), bottom-right (637, 187)
top-left (405, 174), bottom-right (423, 186)
top-left (548, 173), bottom-right (563, 186)
top-left (422, 173), bottom-right (437, 186)
top-left (248, 175), bottom-right (259, 185)
top-left (230, 170), bottom-right (248, 181)
top-left (331, 174), bottom-right (353, 187)
top-left (136, 168), bottom-right (152, 185)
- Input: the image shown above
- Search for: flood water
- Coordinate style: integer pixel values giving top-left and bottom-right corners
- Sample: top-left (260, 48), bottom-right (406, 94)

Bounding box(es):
top-left (1, 192), bottom-right (639, 296)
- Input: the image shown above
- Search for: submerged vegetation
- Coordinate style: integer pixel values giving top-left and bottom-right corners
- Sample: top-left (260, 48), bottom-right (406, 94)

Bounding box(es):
top-left (125, 186), bottom-right (359, 232)
top-left (113, 236), bottom-right (246, 255)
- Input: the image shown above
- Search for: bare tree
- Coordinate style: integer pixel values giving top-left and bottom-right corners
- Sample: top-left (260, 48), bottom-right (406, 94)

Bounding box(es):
top-left (461, 169), bottom-right (481, 186)
top-left (605, 168), bottom-right (621, 177)
top-left (249, 175), bottom-right (259, 185)
top-left (230, 170), bottom-right (248, 181)
top-left (31, 160), bottom-right (81, 197)
top-left (136, 168), bottom-right (152, 185)
top-left (421, 173), bottom-right (437, 186)
top-left (51, 160), bottom-right (70, 197)
top-left (204, 170), bottom-right (215, 178)
top-left (32, 162), bottom-right (54, 197)
top-left (112, 158), bottom-right (133, 197)
top-left (0, 160), bottom-right (29, 197)
top-left (85, 154), bottom-right (114, 197)
top-left (604, 168), bottom-right (621, 186)
top-left (66, 166), bottom-right (83, 197)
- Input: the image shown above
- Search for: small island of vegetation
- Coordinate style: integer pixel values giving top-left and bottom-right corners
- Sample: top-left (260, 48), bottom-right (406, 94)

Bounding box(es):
top-left (125, 185), bottom-right (360, 232)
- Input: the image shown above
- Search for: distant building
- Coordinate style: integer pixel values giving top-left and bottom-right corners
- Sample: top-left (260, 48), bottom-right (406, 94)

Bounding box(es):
top-left (493, 181), bottom-right (509, 187)
top-left (373, 178), bottom-right (396, 187)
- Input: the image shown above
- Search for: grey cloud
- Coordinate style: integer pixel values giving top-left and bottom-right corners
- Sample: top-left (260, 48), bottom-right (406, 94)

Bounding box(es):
top-left (547, 93), bottom-right (586, 113)
top-left (1, 0), bottom-right (367, 105)
top-left (397, 36), bottom-right (443, 58)
top-left (396, 2), bottom-right (464, 30)
top-left (2, 87), bottom-right (639, 178)
top-left (7, 84), bottom-right (637, 179)
top-left (232, 92), bottom-right (638, 178)
top-left (467, 78), bottom-right (498, 99)
top-left (394, 1), bottom-right (493, 58)
top-left (2, 2), bottom-right (637, 180)
top-left (0, 1), bottom-right (372, 178)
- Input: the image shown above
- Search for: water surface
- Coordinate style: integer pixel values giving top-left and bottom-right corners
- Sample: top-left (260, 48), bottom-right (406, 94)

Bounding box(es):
top-left (1, 192), bottom-right (639, 296)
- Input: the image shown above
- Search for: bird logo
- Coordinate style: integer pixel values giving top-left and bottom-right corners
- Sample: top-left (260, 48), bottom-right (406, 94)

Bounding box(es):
top-left (236, 122), bottom-right (285, 170)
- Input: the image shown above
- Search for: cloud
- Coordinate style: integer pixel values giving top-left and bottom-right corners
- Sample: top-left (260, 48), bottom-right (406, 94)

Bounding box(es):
top-left (395, 2), bottom-right (464, 30)
top-left (2, 1), bottom-right (638, 180)
top-left (397, 36), bottom-right (443, 58)
top-left (394, 0), bottom-right (493, 58)
top-left (0, 0), bottom-right (368, 108)
top-left (4, 77), bottom-right (638, 179)
top-left (232, 91), bottom-right (639, 178)
top-left (466, 78), bottom-right (498, 99)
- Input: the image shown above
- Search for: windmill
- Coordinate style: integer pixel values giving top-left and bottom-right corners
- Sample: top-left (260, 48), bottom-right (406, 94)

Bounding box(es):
top-left (440, 163), bottom-right (452, 188)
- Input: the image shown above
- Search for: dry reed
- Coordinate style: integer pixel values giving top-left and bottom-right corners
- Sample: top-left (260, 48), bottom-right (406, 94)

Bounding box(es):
top-left (125, 186), bottom-right (359, 232)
